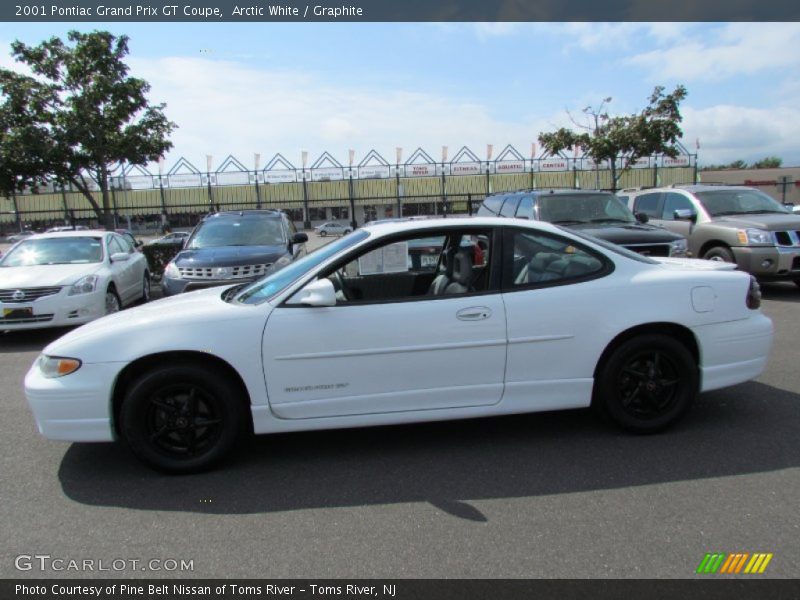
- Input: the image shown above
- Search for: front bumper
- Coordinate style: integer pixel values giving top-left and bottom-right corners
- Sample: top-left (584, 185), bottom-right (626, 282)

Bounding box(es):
top-left (24, 360), bottom-right (122, 442)
top-left (162, 276), bottom-right (254, 295)
top-left (0, 289), bottom-right (105, 330)
top-left (731, 246), bottom-right (800, 280)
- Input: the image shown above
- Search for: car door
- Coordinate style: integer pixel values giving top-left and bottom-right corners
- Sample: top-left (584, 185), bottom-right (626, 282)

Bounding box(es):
top-left (261, 227), bottom-right (507, 419)
top-left (500, 226), bottom-right (614, 411)
top-left (107, 235), bottom-right (140, 303)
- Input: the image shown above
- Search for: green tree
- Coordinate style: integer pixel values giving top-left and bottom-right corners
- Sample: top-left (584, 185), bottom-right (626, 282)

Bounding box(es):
top-left (538, 85), bottom-right (688, 191)
top-left (752, 156), bottom-right (782, 169)
top-left (0, 30), bottom-right (176, 229)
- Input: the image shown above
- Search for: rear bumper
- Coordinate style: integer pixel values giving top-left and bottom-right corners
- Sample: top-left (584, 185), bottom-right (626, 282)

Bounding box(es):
top-left (693, 313), bottom-right (774, 392)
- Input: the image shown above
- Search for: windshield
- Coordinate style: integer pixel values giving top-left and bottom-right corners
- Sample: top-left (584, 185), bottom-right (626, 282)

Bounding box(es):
top-left (538, 193), bottom-right (635, 224)
top-left (235, 230), bottom-right (370, 304)
top-left (695, 189), bottom-right (789, 217)
top-left (0, 236), bottom-right (104, 267)
top-left (187, 216), bottom-right (286, 249)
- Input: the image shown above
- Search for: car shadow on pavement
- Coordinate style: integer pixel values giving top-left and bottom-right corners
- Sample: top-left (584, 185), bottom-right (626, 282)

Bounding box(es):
top-left (761, 282), bottom-right (800, 303)
top-left (0, 327), bottom-right (74, 353)
top-left (57, 380), bottom-right (800, 519)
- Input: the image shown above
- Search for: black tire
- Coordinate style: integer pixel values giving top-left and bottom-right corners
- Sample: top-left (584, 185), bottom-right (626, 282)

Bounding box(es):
top-left (344, 229), bottom-right (352, 234)
top-left (141, 272), bottom-right (151, 303)
top-left (793, 279), bottom-right (800, 289)
top-left (319, 230), bottom-right (327, 237)
top-left (703, 245), bottom-right (735, 264)
top-left (120, 364), bottom-right (246, 473)
top-left (105, 286), bottom-right (121, 315)
top-left (593, 334), bottom-right (697, 433)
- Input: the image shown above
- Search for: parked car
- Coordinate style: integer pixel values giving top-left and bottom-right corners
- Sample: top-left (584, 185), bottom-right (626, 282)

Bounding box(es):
top-left (1, 230), bottom-right (150, 330)
top-left (25, 217), bottom-right (772, 473)
top-left (6, 231), bottom-right (35, 243)
top-left (626, 184), bottom-right (800, 285)
top-left (314, 222), bottom-right (352, 237)
top-left (477, 189), bottom-right (688, 257)
top-left (147, 231), bottom-right (191, 246)
top-left (161, 210), bottom-right (308, 296)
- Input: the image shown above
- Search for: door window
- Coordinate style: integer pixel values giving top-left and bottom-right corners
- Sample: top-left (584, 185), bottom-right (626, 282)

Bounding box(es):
top-left (323, 229), bottom-right (494, 304)
top-left (500, 198), bottom-right (519, 217)
top-left (661, 193), bottom-right (695, 220)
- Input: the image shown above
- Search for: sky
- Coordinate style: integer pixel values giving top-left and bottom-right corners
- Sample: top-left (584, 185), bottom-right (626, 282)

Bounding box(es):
top-left (1, 22), bottom-right (799, 171)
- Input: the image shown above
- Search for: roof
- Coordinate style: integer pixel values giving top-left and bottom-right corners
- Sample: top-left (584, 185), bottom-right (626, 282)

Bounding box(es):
top-left (485, 188), bottom-right (613, 198)
top-left (28, 229), bottom-right (111, 240)
top-left (360, 215), bottom-right (564, 237)
top-left (203, 209), bottom-right (283, 220)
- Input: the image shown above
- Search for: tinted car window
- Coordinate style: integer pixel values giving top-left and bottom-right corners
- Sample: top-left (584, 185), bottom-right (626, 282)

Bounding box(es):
top-left (538, 193), bottom-right (634, 224)
top-left (661, 193), bottom-right (695, 220)
top-left (500, 197), bottom-right (519, 218)
top-left (480, 196), bottom-right (505, 216)
top-left (516, 196), bottom-right (534, 219)
top-left (633, 193), bottom-right (662, 218)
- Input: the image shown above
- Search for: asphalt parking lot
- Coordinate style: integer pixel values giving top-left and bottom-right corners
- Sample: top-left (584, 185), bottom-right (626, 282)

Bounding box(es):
top-left (0, 242), bottom-right (798, 579)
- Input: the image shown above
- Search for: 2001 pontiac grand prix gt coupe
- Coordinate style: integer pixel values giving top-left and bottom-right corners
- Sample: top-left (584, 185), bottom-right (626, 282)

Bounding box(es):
top-left (25, 217), bottom-right (774, 473)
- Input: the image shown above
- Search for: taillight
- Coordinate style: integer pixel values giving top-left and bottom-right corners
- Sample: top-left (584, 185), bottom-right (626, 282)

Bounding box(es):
top-left (746, 276), bottom-right (761, 309)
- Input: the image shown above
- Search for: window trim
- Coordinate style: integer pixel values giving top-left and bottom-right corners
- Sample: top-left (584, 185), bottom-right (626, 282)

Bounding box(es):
top-left (500, 226), bottom-right (614, 293)
top-left (280, 226), bottom-right (503, 308)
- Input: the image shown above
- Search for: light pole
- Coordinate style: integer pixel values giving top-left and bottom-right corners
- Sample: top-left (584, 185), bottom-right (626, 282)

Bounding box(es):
top-left (395, 147), bottom-right (402, 218)
top-left (301, 151), bottom-right (310, 229)
top-left (348, 149), bottom-right (357, 228)
top-left (206, 154), bottom-right (214, 210)
top-left (254, 153), bottom-right (262, 209)
top-left (441, 145), bottom-right (448, 217)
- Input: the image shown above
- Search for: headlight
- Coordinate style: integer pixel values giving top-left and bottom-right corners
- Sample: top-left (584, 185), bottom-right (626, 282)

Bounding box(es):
top-left (164, 262), bottom-right (180, 279)
top-left (68, 274), bottom-right (98, 296)
top-left (669, 239), bottom-right (688, 257)
top-left (737, 229), bottom-right (773, 245)
top-left (38, 354), bottom-right (82, 378)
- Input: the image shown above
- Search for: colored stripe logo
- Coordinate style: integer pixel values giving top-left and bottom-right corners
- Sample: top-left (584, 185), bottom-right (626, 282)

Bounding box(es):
top-left (696, 553), bottom-right (773, 574)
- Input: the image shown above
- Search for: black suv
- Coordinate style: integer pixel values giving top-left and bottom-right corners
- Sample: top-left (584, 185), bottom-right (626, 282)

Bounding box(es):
top-left (162, 210), bottom-right (308, 295)
top-left (478, 189), bottom-right (688, 257)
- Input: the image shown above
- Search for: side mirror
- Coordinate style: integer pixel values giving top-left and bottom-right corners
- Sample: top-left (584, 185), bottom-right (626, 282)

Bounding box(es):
top-left (635, 212), bottom-right (649, 224)
top-left (673, 208), bottom-right (697, 223)
top-left (292, 232), bottom-right (309, 244)
top-left (110, 252), bottom-right (130, 262)
top-left (287, 278), bottom-right (336, 307)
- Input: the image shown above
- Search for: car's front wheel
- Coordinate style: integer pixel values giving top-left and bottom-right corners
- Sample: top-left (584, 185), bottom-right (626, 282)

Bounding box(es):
top-left (105, 286), bottom-right (121, 315)
top-left (703, 245), bottom-right (735, 264)
top-left (319, 230), bottom-right (327, 237)
top-left (120, 364), bottom-right (246, 473)
top-left (141, 272), bottom-right (151, 303)
top-left (593, 334), bottom-right (697, 433)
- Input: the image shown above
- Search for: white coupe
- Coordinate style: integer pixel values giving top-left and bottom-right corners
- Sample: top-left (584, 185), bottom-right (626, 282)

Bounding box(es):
top-left (25, 217), bottom-right (773, 473)
top-left (1, 230), bottom-right (150, 330)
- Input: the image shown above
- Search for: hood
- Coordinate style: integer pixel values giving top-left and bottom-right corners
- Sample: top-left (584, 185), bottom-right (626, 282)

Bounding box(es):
top-left (44, 285), bottom-right (270, 361)
top-left (568, 222), bottom-right (683, 244)
top-left (0, 263), bottom-right (100, 288)
top-left (652, 257), bottom-right (737, 271)
top-left (173, 245), bottom-right (287, 267)
top-left (712, 213), bottom-right (800, 231)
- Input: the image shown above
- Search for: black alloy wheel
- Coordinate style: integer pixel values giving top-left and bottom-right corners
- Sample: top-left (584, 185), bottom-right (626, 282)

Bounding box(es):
top-left (594, 334), bottom-right (697, 433)
top-left (121, 364), bottom-right (246, 473)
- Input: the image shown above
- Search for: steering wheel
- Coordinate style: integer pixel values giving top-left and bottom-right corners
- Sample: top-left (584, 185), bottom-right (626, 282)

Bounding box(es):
top-left (333, 269), bottom-right (352, 302)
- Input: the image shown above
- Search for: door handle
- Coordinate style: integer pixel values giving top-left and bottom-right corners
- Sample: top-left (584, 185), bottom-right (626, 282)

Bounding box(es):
top-left (457, 306), bottom-right (492, 321)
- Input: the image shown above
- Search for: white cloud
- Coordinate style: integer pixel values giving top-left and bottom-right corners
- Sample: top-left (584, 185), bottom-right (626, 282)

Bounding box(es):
top-left (626, 23), bottom-right (800, 82)
top-left (128, 55), bottom-right (566, 169)
top-left (683, 104), bottom-right (800, 165)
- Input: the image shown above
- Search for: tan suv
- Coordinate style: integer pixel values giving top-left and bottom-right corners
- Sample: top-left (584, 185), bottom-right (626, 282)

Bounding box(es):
top-left (626, 184), bottom-right (800, 285)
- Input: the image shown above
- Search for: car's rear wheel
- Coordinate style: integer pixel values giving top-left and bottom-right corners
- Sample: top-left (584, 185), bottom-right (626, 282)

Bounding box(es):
top-left (593, 334), bottom-right (697, 433)
top-left (703, 245), bottom-right (735, 263)
top-left (105, 286), bottom-right (121, 315)
top-left (141, 272), bottom-right (151, 302)
top-left (120, 364), bottom-right (245, 473)
top-left (344, 229), bottom-right (352, 234)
